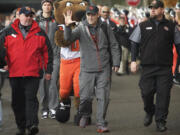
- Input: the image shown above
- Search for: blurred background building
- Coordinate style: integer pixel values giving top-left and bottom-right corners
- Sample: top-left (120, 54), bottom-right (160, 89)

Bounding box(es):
top-left (0, 0), bottom-right (42, 14)
top-left (0, 0), bottom-right (179, 14)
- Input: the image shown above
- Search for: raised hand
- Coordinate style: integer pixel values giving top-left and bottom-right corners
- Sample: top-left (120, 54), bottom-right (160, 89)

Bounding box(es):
top-left (63, 10), bottom-right (76, 26)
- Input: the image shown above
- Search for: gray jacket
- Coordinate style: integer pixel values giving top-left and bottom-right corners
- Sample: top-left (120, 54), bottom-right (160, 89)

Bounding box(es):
top-left (36, 12), bottom-right (60, 59)
top-left (64, 19), bottom-right (120, 72)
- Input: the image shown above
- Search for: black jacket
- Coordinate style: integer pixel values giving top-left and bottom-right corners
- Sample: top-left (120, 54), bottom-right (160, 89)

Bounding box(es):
top-left (139, 18), bottom-right (175, 66)
top-left (108, 20), bottom-right (122, 58)
top-left (0, 24), bottom-right (6, 68)
top-left (116, 25), bottom-right (132, 50)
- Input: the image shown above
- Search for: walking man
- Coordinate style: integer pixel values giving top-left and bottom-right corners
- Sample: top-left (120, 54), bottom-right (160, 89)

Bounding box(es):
top-left (0, 6), bottom-right (53, 135)
top-left (64, 5), bottom-right (120, 132)
top-left (130, 0), bottom-right (180, 132)
top-left (37, 0), bottom-right (60, 119)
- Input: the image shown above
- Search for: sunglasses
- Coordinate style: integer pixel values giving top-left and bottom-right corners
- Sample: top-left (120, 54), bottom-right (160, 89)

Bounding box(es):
top-left (149, 6), bottom-right (159, 9)
top-left (102, 11), bottom-right (110, 14)
top-left (25, 14), bottom-right (33, 17)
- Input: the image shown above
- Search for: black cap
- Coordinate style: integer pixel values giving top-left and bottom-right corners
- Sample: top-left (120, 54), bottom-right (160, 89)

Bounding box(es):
top-left (19, 6), bottom-right (34, 15)
top-left (122, 9), bottom-right (129, 16)
top-left (86, 5), bottom-right (99, 14)
top-left (149, 0), bottom-right (164, 9)
top-left (176, 2), bottom-right (180, 9)
top-left (114, 10), bottom-right (120, 17)
top-left (41, 0), bottom-right (53, 6)
top-left (170, 10), bottom-right (175, 17)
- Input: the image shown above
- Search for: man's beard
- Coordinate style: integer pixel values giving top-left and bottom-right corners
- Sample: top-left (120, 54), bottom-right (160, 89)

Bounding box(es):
top-left (150, 15), bottom-right (156, 19)
top-left (151, 14), bottom-right (162, 20)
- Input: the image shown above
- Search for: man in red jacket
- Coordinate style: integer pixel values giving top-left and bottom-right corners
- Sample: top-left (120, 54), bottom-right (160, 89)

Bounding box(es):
top-left (0, 6), bottom-right (53, 135)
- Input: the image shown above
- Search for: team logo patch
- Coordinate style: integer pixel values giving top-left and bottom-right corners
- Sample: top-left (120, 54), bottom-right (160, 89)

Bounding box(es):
top-left (58, 24), bottom-right (65, 31)
top-left (164, 26), bottom-right (169, 31)
top-left (11, 34), bottom-right (17, 38)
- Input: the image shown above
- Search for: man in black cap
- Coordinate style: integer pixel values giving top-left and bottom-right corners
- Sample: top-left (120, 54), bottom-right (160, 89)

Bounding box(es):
top-left (0, 6), bottom-right (53, 135)
top-left (63, 5), bottom-right (120, 133)
top-left (130, 0), bottom-right (180, 132)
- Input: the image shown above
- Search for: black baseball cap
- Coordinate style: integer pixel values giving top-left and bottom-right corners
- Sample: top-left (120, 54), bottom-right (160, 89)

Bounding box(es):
top-left (149, 0), bottom-right (164, 9)
top-left (175, 2), bottom-right (180, 9)
top-left (19, 6), bottom-right (34, 15)
top-left (86, 5), bottom-right (99, 14)
top-left (170, 10), bottom-right (175, 18)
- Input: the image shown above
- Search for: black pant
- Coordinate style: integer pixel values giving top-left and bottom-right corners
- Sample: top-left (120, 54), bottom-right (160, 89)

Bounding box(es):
top-left (9, 77), bottom-right (40, 129)
top-left (0, 71), bottom-right (8, 99)
top-left (174, 56), bottom-right (180, 81)
top-left (139, 66), bottom-right (173, 123)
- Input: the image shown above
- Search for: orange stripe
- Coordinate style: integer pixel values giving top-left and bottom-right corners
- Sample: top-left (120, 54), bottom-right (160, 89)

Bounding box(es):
top-left (61, 58), bottom-right (80, 64)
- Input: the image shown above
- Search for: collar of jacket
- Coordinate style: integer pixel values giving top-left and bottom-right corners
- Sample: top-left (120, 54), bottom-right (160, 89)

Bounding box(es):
top-left (149, 16), bottom-right (168, 24)
top-left (39, 12), bottom-right (54, 21)
top-left (19, 23), bottom-right (32, 32)
top-left (82, 17), bottom-right (102, 28)
top-left (11, 19), bottom-right (41, 36)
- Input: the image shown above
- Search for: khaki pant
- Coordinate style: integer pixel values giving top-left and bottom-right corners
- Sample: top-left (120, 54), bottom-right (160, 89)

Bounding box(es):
top-left (118, 46), bottom-right (130, 74)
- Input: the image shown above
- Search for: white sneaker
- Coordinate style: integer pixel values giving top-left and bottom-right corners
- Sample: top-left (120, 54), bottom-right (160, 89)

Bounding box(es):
top-left (0, 69), bottom-right (6, 72)
top-left (49, 109), bottom-right (56, 119)
top-left (41, 111), bottom-right (48, 119)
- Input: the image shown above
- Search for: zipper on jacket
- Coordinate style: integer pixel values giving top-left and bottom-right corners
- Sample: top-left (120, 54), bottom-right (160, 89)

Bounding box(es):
top-left (86, 26), bottom-right (102, 71)
top-left (91, 34), bottom-right (102, 71)
top-left (154, 22), bottom-right (159, 65)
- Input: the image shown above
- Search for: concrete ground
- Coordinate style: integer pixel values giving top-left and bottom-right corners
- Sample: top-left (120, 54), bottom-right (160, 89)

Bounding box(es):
top-left (1, 73), bottom-right (180, 135)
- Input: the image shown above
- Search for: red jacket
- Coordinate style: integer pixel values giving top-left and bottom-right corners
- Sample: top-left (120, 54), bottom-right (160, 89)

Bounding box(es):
top-left (0, 19), bottom-right (53, 77)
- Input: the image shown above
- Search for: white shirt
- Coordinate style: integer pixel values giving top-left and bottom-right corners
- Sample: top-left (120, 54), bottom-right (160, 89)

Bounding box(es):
top-left (60, 46), bottom-right (80, 60)
top-left (101, 17), bottom-right (110, 25)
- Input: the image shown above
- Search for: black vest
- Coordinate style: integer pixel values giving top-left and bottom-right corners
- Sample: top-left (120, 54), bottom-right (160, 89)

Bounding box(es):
top-left (139, 18), bottom-right (175, 66)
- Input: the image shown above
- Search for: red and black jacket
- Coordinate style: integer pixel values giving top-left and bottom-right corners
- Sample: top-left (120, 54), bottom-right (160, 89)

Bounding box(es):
top-left (0, 19), bottom-right (53, 77)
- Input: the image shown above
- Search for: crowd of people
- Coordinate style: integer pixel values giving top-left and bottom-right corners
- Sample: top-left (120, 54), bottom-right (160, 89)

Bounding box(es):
top-left (0, 0), bottom-right (180, 134)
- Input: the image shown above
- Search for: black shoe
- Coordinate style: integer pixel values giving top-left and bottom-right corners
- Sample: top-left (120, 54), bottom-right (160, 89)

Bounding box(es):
top-left (116, 72), bottom-right (125, 76)
top-left (144, 114), bottom-right (153, 127)
top-left (74, 112), bottom-right (82, 126)
top-left (16, 128), bottom-right (25, 135)
top-left (156, 122), bottom-right (167, 132)
top-left (27, 125), bottom-right (39, 135)
top-left (86, 117), bottom-right (91, 125)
